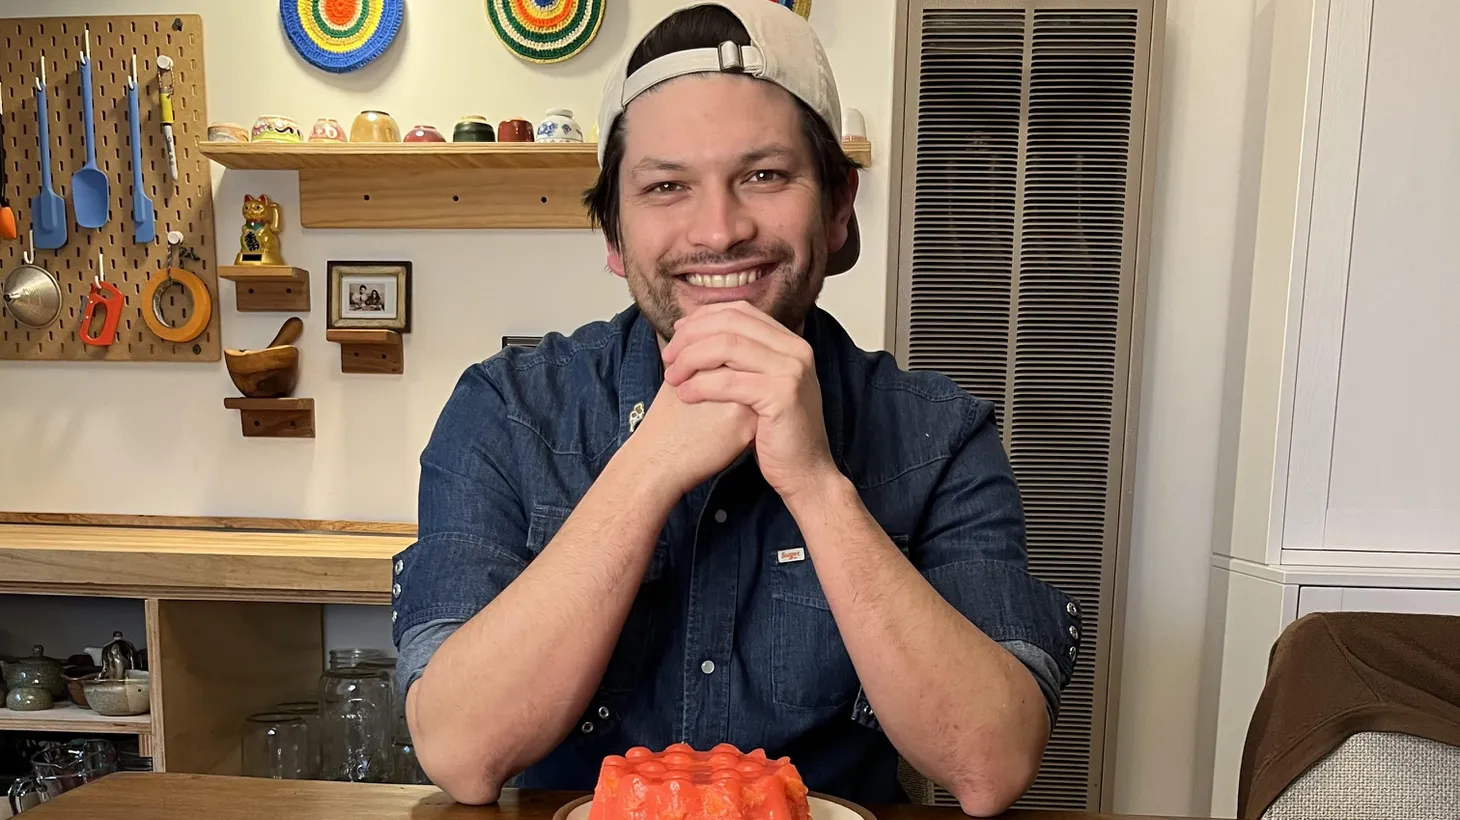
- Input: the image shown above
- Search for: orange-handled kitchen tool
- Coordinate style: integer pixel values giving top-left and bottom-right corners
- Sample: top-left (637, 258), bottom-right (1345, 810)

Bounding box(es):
top-left (80, 251), bottom-right (123, 347)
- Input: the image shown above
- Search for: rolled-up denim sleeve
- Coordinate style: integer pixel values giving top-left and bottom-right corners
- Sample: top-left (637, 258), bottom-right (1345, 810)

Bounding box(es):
top-left (907, 396), bottom-right (1081, 723)
top-left (391, 362), bottom-right (531, 694)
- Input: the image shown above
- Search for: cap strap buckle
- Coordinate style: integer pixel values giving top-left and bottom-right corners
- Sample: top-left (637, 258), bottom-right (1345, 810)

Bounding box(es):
top-left (717, 41), bottom-right (745, 72)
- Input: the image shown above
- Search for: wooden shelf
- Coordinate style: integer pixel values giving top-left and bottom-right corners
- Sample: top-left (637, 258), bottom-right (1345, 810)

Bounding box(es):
top-left (0, 523), bottom-right (408, 604)
top-left (223, 398), bottom-right (316, 438)
top-left (326, 329), bottom-right (404, 375)
top-left (0, 701), bottom-right (152, 734)
top-left (197, 138), bottom-right (873, 170)
top-left (218, 266), bottom-right (310, 312)
top-left (197, 139), bottom-right (874, 230)
top-left (217, 266), bottom-right (308, 282)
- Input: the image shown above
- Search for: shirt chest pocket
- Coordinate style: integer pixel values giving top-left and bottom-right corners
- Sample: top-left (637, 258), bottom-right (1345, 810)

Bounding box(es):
top-left (768, 535), bottom-right (911, 710)
top-left (526, 504), bottom-right (667, 695)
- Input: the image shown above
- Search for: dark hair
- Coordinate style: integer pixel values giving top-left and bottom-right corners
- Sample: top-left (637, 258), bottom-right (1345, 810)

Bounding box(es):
top-left (583, 5), bottom-right (859, 248)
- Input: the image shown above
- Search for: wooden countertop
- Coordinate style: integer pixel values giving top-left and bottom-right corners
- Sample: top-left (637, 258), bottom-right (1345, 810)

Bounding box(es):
top-left (25, 774), bottom-right (1204, 820)
top-left (0, 523), bottom-right (412, 604)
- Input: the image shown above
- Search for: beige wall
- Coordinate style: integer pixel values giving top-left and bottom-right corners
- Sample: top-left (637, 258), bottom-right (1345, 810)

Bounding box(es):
top-left (0, 1), bottom-right (1273, 815)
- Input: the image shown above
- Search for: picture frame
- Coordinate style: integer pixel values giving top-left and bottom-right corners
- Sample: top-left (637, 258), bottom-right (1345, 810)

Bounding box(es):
top-left (327, 261), bottom-right (412, 332)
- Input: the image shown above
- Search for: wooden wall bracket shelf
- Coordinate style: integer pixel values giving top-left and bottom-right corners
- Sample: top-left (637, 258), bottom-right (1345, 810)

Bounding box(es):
top-left (217, 266), bottom-right (311, 312)
top-left (197, 140), bottom-right (874, 230)
top-left (223, 397), bottom-right (315, 438)
top-left (326, 329), bottom-right (403, 375)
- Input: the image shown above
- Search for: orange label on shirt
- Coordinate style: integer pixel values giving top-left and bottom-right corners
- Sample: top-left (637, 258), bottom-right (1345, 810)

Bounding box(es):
top-left (776, 548), bottom-right (806, 564)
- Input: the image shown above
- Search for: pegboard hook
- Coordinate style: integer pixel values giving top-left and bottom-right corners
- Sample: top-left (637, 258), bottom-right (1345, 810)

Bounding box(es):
top-left (22, 230), bottom-right (35, 265)
top-left (94, 249), bottom-right (105, 286)
top-left (35, 53), bottom-right (45, 90)
top-left (82, 26), bottom-right (91, 66)
top-left (128, 52), bottom-right (137, 90)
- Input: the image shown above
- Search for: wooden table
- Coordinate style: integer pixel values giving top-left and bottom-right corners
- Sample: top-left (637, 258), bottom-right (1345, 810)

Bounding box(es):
top-left (22, 773), bottom-right (1206, 819)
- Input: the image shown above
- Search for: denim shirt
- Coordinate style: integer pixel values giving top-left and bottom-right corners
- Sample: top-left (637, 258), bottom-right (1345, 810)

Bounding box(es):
top-left (391, 305), bottom-right (1081, 806)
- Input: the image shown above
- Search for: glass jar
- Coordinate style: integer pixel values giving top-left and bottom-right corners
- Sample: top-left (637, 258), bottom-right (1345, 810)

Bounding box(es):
top-left (319, 650), bottom-right (393, 783)
top-left (272, 701), bottom-right (322, 776)
top-left (241, 712), bottom-right (316, 780)
top-left (390, 714), bottom-right (430, 785)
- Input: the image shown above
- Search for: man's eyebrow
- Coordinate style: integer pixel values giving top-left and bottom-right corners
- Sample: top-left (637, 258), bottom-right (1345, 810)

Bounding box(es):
top-left (628, 145), bottom-right (803, 178)
top-left (631, 157), bottom-right (689, 176)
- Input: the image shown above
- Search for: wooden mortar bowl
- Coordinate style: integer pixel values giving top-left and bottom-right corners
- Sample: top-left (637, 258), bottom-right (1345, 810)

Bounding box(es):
top-left (225, 344), bottom-right (300, 398)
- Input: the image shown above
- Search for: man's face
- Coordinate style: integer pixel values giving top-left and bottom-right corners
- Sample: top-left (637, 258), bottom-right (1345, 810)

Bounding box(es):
top-left (607, 74), bottom-right (855, 342)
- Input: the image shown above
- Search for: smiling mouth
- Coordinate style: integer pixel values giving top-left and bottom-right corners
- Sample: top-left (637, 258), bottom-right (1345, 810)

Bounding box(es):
top-left (681, 269), bottom-right (764, 289)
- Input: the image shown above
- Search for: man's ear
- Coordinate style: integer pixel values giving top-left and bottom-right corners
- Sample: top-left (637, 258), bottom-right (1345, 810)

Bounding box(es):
top-left (606, 240), bottom-right (627, 279)
top-left (827, 169), bottom-right (860, 253)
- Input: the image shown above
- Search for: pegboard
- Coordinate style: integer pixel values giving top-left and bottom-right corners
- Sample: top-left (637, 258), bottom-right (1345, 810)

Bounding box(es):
top-left (0, 14), bottom-right (219, 362)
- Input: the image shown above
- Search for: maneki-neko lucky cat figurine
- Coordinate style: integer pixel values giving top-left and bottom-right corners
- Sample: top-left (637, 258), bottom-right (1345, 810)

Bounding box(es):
top-left (235, 194), bottom-right (286, 266)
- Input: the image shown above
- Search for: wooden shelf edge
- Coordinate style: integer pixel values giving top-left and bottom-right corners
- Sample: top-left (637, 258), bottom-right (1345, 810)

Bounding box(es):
top-left (0, 702), bottom-right (152, 734)
top-left (218, 265), bottom-right (308, 283)
top-left (842, 137), bottom-right (872, 165)
top-left (325, 329), bottom-right (400, 345)
top-left (223, 398), bottom-right (313, 411)
top-left (200, 138), bottom-right (873, 171)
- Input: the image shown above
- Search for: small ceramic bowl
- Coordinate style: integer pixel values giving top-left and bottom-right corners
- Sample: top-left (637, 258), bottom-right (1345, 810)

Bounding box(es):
top-left (207, 122), bottom-right (250, 142)
top-left (63, 665), bottom-right (101, 707)
top-left (252, 115), bottom-right (303, 144)
top-left (82, 673), bottom-right (150, 717)
top-left (536, 109), bottom-right (583, 143)
top-left (404, 124), bottom-right (446, 143)
top-left (308, 117), bottom-right (348, 143)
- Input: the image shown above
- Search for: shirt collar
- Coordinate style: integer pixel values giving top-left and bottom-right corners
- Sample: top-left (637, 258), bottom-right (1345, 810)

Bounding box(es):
top-left (615, 304), bottom-right (848, 468)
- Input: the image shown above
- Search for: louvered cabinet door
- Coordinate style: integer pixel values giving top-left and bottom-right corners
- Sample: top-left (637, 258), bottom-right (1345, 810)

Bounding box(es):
top-left (889, 0), bottom-right (1163, 811)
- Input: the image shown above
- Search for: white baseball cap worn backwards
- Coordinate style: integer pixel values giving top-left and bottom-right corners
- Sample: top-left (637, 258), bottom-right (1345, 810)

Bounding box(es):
top-left (596, 0), bottom-right (861, 275)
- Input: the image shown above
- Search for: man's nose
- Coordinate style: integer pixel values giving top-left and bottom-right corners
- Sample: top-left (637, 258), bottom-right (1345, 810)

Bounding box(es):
top-left (686, 186), bottom-right (756, 253)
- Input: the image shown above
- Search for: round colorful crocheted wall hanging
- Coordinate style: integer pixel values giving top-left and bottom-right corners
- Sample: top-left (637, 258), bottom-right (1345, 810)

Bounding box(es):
top-left (485, 0), bottom-right (606, 64)
top-left (280, 0), bottom-right (404, 73)
top-left (768, 0), bottom-right (811, 19)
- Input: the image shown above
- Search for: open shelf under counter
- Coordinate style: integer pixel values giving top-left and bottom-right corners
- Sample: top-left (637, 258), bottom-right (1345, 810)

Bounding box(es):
top-left (0, 701), bottom-right (152, 735)
top-left (0, 524), bottom-right (410, 604)
top-left (197, 138), bottom-right (874, 230)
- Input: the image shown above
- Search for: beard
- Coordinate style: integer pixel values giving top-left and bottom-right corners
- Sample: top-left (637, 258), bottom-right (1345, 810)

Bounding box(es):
top-left (622, 236), bottom-right (827, 342)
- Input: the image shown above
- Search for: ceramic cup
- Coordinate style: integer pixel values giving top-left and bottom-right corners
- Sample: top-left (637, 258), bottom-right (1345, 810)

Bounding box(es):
top-left (404, 124), bottom-right (447, 143)
top-left (535, 108), bottom-right (583, 143)
top-left (452, 116), bottom-right (496, 143)
top-left (841, 107), bottom-right (866, 140)
top-left (350, 110), bottom-right (401, 143)
top-left (497, 117), bottom-right (535, 143)
top-left (207, 122), bottom-right (250, 142)
top-left (308, 118), bottom-right (348, 143)
top-left (251, 115), bottom-right (303, 143)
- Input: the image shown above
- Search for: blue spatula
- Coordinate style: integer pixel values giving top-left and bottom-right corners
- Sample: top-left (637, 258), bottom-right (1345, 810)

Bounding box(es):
top-left (126, 54), bottom-right (154, 245)
top-left (31, 57), bottom-right (67, 250)
top-left (71, 28), bottom-right (109, 230)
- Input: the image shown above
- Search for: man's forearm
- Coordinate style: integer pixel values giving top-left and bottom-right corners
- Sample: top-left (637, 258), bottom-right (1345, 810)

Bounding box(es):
top-left (408, 439), bottom-right (681, 804)
top-left (784, 472), bottom-right (1049, 817)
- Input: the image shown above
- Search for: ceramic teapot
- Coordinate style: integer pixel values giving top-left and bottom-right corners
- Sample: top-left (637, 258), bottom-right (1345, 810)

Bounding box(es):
top-left (3, 645), bottom-right (65, 698)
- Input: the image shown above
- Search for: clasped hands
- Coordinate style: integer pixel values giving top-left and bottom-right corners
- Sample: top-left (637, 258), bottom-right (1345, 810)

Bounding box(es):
top-left (631, 301), bottom-right (839, 502)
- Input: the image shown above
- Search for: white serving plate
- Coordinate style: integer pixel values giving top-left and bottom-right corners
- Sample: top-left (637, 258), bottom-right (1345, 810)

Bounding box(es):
top-left (554, 793), bottom-right (876, 820)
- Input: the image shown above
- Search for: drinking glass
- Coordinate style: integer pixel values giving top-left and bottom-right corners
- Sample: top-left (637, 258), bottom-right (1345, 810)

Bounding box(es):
top-left (241, 712), bottom-right (317, 779)
top-left (7, 739), bottom-right (117, 813)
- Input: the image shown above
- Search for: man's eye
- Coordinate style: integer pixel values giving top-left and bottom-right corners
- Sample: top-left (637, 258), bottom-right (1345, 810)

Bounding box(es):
top-left (749, 170), bottom-right (786, 183)
top-left (648, 181), bottom-right (684, 194)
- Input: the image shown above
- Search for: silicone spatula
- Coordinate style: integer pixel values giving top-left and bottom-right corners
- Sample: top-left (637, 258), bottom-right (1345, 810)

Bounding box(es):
top-left (71, 27), bottom-right (109, 230)
top-left (30, 57), bottom-right (67, 250)
top-left (126, 54), bottom-right (154, 245)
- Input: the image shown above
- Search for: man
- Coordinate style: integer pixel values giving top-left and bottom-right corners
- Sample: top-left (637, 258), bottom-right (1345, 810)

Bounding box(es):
top-left (392, 1), bottom-right (1080, 815)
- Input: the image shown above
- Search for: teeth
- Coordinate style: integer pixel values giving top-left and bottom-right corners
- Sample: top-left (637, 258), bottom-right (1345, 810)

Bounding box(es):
top-left (686, 270), bottom-right (761, 289)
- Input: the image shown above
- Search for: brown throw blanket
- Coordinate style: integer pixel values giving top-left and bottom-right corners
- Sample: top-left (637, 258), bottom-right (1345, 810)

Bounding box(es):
top-left (1238, 611), bottom-right (1460, 818)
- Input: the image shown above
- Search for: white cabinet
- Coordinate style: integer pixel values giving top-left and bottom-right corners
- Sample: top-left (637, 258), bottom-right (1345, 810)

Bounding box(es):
top-left (1297, 586), bottom-right (1460, 618)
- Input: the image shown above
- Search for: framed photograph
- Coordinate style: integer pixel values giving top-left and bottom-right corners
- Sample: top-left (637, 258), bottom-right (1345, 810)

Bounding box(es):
top-left (327, 261), bottom-right (412, 332)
